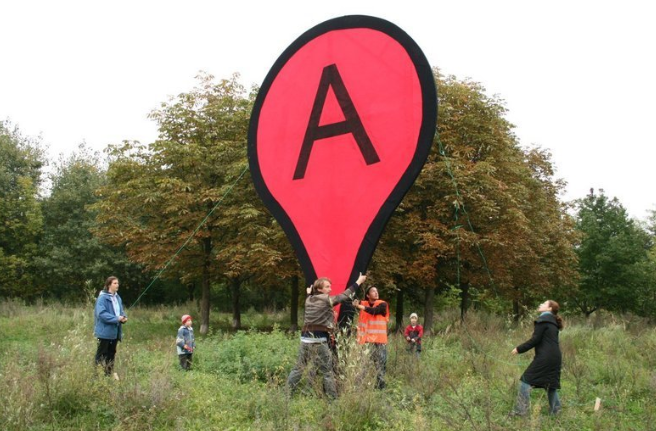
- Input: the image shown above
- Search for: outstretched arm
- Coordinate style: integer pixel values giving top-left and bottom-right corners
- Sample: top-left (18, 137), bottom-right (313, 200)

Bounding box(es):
top-left (329, 273), bottom-right (366, 306)
top-left (514, 324), bottom-right (547, 354)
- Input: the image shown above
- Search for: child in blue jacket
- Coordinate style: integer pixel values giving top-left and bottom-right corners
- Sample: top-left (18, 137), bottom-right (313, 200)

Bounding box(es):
top-left (176, 314), bottom-right (195, 370)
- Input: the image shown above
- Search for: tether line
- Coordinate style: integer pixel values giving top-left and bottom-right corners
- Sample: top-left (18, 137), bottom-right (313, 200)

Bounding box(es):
top-left (437, 135), bottom-right (525, 369)
top-left (437, 136), bottom-right (498, 296)
top-left (128, 165), bottom-right (249, 309)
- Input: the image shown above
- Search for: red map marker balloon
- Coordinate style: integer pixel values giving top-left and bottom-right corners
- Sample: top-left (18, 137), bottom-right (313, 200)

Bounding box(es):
top-left (248, 15), bottom-right (437, 295)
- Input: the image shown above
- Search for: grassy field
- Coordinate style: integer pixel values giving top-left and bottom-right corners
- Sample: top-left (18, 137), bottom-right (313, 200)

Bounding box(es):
top-left (0, 300), bottom-right (654, 430)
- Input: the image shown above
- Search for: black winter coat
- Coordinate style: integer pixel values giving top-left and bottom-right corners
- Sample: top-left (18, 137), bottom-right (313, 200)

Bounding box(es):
top-left (516, 313), bottom-right (562, 389)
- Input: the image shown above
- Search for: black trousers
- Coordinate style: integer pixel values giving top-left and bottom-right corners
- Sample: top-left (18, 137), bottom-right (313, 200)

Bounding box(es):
top-left (95, 338), bottom-right (118, 375)
top-left (179, 353), bottom-right (193, 370)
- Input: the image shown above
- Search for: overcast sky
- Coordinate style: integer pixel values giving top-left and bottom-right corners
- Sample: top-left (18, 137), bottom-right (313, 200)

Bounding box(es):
top-left (2, 0), bottom-right (654, 220)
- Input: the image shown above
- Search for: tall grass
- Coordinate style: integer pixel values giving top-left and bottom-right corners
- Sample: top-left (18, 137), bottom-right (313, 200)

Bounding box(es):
top-left (0, 301), bottom-right (654, 430)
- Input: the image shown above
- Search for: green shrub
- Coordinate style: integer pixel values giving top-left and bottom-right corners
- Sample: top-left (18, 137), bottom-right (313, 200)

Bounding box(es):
top-left (201, 326), bottom-right (297, 382)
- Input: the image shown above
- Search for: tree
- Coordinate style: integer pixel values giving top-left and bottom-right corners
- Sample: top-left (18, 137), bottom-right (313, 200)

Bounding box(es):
top-left (571, 189), bottom-right (651, 316)
top-left (503, 147), bottom-right (579, 318)
top-left (632, 250), bottom-right (656, 319)
top-left (94, 73), bottom-right (284, 333)
top-left (371, 71), bottom-right (578, 329)
top-left (34, 145), bottom-right (150, 301)
top-left (0, 121), bottom-right (44, 298)
top-left (633, 210), bottom-right (656, 319)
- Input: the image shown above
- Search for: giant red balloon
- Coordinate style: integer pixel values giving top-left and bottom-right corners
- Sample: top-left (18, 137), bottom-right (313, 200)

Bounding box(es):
top-left (248, 15), bottom-right (437, 295)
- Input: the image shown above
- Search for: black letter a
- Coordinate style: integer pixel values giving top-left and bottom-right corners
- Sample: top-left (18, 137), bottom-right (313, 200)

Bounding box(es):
top-left (293, 64), bottom-right (380, 180)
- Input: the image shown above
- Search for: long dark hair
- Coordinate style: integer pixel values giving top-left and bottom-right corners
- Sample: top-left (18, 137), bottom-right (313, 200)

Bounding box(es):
top-left (104, 276), bottom-right (118, 292)
top-left (548, 300), bottom-right (564, 330)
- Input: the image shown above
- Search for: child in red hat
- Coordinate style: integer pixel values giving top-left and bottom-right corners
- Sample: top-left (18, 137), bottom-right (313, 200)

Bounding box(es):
top-left (176, 314), bottom-right (195, 370)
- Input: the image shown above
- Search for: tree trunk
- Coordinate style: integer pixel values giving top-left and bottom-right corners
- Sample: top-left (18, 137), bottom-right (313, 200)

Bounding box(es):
top-left (460, 281), bottom-right (469, 322)
top-left (187, 282), bottom-right (195, 302)
top-left (394, 288), bottom-right (404, 333)
top-left (512, 299), bottom-right (520, 323)
top-left (423, 285), bottom-right (435, 336)
top-left (290, 275), bottom-right (299, 332)
top-left (200, 237), bottom-right (212, 335)
top-left (231, 277), bottom-right (242, 329)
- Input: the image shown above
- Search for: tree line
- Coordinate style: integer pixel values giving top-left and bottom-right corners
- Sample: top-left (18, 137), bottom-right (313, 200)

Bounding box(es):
top-left (2, 70), bottom-right (655, 333)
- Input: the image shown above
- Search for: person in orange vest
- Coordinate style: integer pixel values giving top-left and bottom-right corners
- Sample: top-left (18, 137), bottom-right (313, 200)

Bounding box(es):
top-left (355, 286), bottom-right (389, 389)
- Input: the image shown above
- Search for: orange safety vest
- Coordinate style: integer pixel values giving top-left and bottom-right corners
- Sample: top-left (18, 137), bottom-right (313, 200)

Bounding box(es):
top-left (357, 300), bottom-right (389, 344)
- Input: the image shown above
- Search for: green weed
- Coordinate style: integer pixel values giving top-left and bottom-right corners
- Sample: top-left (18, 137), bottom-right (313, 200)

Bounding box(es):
top-left (0, 301), bottom-right (654, 430)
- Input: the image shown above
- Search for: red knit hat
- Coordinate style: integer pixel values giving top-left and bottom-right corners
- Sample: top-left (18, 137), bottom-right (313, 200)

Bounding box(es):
top-left (181, 314), bottom-right (192, 324)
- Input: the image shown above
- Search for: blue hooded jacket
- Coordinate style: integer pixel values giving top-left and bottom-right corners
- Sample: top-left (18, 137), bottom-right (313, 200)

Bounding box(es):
top-left (176, 325), bottom-right (195, 355)
top-left (94, 290), bottom-right (126, 340)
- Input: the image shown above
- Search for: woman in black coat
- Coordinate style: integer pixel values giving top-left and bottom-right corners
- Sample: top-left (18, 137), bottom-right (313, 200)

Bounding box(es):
top-left (510, 300), bottom-right (563, 416)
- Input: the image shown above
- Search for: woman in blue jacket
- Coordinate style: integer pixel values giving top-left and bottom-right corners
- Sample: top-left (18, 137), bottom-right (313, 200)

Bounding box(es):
top-left (94, 276), bottom-right (128, 375)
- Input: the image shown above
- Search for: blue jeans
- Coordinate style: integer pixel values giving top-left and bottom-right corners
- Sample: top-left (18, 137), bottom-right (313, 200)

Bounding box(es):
top-left (514, 381), bottom-right (561, 415)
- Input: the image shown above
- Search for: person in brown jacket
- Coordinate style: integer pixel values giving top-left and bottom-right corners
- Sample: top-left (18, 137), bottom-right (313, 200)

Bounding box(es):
top-left (287, 273), bottom-right (366, 398)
